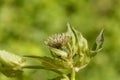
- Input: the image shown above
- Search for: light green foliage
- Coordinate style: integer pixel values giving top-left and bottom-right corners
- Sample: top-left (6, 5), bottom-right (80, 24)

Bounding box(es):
top-left (0, 0), bottom-right (119, 80)
top-left (0, 50), bottom-right (25, 77)
top-left (0, 24), bottom-right (104, 80)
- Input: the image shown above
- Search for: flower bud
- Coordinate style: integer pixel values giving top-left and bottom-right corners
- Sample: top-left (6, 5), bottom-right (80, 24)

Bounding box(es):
top-left (0, 50), bottom-right (25, 77)
top-left (45, 33), bottom-right (70, 49)
top-left (50, 47), bottom-right (68, 58)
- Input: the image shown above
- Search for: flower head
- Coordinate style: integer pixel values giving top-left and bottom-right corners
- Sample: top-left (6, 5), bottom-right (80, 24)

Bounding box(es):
top-left (46, 33), bottom-right (70, 48)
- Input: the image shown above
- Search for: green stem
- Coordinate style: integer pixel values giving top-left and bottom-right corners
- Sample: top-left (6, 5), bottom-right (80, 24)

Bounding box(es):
top-left (60, 74), bottom-right (69, 80)
top-left (70, 68), bottom-right (75, 80)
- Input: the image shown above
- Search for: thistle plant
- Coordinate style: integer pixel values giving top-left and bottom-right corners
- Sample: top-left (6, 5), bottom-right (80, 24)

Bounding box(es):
top-left (0, 23), bottom-right (104, 80)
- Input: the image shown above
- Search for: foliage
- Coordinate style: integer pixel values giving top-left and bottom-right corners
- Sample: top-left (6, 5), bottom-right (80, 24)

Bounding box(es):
top-left (0, 0), bottom-right (120, 80)
top-left (0, 24), bottom-right (104, 80)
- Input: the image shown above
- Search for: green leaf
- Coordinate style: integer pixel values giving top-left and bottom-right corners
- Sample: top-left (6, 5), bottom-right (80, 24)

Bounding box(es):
top-left (22, 65), bottom-right (63, 74)
top-left (92, 29), bottom-right (104, 50)
top-left (24, 56), bottom-right (71, 69)
top-left (0, 67), bottom-right (23, 78)
top-left (50, 47), bottom-right (68, 58)
top-left (91, 29), bottom-right (104, 57)
top-left (96, 29), bottom-right (104, 49)
top-left (24, 56), bottom-right (71, 74)
top-left (0, 50), bottom-right (25, 77)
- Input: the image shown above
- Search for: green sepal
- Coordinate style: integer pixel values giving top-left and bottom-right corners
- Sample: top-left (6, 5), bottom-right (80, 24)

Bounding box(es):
top-left (67, 23), bottom-right (88, 57)
top-left (67, 23), bottom-right (79, 56)
top-left (50, 47), bottom-right (68, 58)
top-left (91, 29), bottom-right (104, 57)
top-left (77, 33), bottom-right (88, 54)
top-left (74, 53), bottom-right (90, 72)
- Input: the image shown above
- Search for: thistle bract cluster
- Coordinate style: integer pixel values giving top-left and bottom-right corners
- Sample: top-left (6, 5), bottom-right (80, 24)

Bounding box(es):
top-left (45, 23), bottom-right (104, 72)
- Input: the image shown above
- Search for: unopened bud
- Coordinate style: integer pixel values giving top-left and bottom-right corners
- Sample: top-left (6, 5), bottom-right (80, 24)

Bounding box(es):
top-left (0, 50), bottom-right (25, 77)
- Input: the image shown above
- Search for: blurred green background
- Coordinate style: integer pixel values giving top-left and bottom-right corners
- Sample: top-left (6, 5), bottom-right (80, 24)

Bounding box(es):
top-left (0, 0), bottom-right (120, 80)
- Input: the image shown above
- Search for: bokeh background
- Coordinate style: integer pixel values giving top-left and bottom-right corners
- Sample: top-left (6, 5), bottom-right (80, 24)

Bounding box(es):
top-left (0, 0), bottom-right (120, 80)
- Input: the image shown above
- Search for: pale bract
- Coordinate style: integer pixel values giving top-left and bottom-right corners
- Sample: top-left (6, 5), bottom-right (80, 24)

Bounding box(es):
top-left (0, 50), bottom-right (25, 77)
